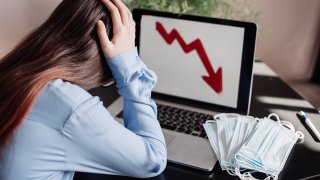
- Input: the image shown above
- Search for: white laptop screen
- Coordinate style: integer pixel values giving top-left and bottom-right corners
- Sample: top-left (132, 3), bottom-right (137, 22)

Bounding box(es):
top-left (139, 15), bottom-right (245, 109)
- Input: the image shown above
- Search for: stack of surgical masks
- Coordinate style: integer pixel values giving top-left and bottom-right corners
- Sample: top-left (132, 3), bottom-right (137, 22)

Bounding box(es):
top-left (203, 113), bottom-right (304, 180)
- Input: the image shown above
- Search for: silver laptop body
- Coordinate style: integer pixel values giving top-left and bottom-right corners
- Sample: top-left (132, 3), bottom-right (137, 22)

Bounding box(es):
top-left (107, 9), bottom-right (257, 171)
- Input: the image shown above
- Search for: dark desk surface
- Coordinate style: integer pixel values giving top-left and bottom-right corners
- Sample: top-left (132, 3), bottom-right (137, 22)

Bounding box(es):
top-left (74, 62), bottom-right (320, 180)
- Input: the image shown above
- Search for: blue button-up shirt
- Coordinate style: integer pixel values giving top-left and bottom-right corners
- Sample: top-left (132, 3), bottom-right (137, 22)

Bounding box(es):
top-left (1, 47), bottom-right (167, 179)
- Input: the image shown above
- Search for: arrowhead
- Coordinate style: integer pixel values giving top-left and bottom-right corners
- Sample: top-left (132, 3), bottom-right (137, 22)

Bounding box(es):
top-left (202, 67), bottom-right (222, 93)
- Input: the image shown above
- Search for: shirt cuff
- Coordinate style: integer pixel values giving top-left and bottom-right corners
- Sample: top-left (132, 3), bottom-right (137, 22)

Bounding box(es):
top-left (106, 47), bottom-right (142, 83)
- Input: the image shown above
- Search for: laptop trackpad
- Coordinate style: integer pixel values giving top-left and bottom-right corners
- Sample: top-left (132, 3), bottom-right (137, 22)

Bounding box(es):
top-left (164, 133), bottom-right (175, 146)
top-left (164, 131), bottom-right (216, 171)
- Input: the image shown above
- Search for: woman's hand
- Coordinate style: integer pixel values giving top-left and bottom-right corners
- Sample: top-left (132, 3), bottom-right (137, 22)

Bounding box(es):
top-left (97, 0), bottom-right (135, 59)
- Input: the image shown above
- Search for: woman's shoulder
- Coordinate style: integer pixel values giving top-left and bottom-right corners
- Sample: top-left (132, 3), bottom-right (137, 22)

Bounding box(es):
top-left (25, 79), bottom-right (93, 130)
top-left (46, 79), bottom-right (92, 107)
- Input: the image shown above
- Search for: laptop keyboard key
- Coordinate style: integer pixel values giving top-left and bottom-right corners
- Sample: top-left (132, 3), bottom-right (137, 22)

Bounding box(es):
top-left (161, 124), bottom-right (176, 130)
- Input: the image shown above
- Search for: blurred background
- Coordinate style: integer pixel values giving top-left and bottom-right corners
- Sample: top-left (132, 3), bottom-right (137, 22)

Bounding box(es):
top-left (0, 0), bottom-right (319, 110)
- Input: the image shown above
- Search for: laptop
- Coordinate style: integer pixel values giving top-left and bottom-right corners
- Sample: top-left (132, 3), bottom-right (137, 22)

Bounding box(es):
top-left (107, 9), bottom-right (257, 171)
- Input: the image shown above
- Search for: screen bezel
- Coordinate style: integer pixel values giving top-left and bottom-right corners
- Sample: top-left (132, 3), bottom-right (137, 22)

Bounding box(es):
top-left (133, 9), bottom-right (257, 115)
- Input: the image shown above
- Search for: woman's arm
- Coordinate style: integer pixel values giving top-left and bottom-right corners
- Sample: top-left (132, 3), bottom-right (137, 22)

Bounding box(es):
top-left (63, 47), bottom-right (166, 177)
top-left (62, 0), bottom-right (167, 178)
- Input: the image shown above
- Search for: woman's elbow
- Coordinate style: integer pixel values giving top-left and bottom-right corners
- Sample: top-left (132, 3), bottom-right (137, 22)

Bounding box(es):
top-left (129, 139), bottom-right (167, 178)
top-left (152, 156), bottom-right (167, 176)
top-left (138, 156), bottom-right (167, 178)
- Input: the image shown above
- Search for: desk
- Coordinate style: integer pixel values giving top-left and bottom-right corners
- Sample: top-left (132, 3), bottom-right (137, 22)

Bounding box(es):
top-left (74, 62), bottom-right (320, 180)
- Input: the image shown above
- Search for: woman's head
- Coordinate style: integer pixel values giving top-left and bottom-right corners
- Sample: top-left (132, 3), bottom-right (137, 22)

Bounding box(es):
top-left (0, 0), bottom-right (113, 154)
top-left (2, 0), bottom-right (113, 89)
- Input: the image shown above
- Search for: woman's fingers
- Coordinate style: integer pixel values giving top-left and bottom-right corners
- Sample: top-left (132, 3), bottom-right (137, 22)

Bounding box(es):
top-left (126, 6), bottom-right (133, 25)
top-left (102, 0), bottom-right (122, 32)
top-left (96, 20), bottom-right (111, 55)
top-left (97, 0), bottom-right (135, 59)
top-left (113, 0), bottom-right (129, 25)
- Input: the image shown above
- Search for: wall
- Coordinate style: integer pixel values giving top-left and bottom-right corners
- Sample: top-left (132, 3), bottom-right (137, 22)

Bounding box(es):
top-left (0, 0), bottom-right (62, 57)
top-left (1, 0), bottom-right (320, 81)
top-left (247, 0), bottom-right (320, 80)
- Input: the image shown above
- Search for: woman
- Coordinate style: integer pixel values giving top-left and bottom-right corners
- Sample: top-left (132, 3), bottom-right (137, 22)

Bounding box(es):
top-left (0, 0), bottom-right (167, 179)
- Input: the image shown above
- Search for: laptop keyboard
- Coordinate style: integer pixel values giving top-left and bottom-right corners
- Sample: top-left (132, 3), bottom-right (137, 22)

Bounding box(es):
top-left (116, 104), bottom-right (214, 138)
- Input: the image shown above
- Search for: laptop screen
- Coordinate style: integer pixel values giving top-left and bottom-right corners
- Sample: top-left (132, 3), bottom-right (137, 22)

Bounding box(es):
top-left (139, 15), bottom-right (245, 109)
top-left (140, 15), bottom-right (244, 108)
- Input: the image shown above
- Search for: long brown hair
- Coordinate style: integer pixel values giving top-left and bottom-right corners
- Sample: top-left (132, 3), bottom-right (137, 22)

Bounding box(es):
top-left (0, 0), bottom-right (113, 154)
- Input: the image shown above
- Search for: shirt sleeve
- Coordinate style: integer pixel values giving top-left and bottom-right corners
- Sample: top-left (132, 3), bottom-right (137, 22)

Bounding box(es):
top-left (62, 47), bottom-right (167, 178)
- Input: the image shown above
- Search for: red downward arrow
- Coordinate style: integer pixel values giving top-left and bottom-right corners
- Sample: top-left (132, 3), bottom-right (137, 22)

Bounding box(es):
top-left (155, 21), bottom-right (223, 93)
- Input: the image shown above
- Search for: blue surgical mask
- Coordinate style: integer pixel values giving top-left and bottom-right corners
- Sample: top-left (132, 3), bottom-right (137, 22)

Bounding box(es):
top-left (216, 114), bottom-right (238, 170)
top-left (225, 115), bottom-right (258, 172)
top-left (203, 120), bottom-right (221, 162)
top-left (234, 113), bottom-right (304, 179)
top-left (204, 114), bottom-right (258, 171)
top-left (203, 113), bottom-right (304, 180)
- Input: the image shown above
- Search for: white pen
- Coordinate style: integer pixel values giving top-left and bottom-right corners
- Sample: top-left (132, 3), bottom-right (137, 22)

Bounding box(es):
top-left (299, 111), bottom-right (320, 141)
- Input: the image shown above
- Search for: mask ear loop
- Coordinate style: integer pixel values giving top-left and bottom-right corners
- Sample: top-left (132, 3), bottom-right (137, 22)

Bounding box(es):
top-left (226, 166), bottom-right (237, 176)
top-left (235, 166), bottom-right (260, 180)
top-left (295, 131), bottom-right (305, 141)
top-left (268, 113), bottom-right (305, 141)
top-left (226, 165), bottom-right (252, 177)
top-left (235, 166), bottom-right (277, 180)
top-left (254, 118), bottom-right (261, 122)
top-left (214, 113), bottom-right (241, 120)
top-left (267, 113), bottom-right (281, 123)
top-left (279, 119), bottom-right (305, 141)
top-left (205, 120), bottom-right (215, 124)
top-left (214, 113), bottom-right (228, 120)
top-left (280, 121), bottom-right (304, 141)
top-left (280, 120), bottom-right (295, 131)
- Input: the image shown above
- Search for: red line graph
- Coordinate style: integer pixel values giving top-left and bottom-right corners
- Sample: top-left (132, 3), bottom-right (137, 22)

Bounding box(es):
top-left (155, 21), bottom-right (223, 93)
